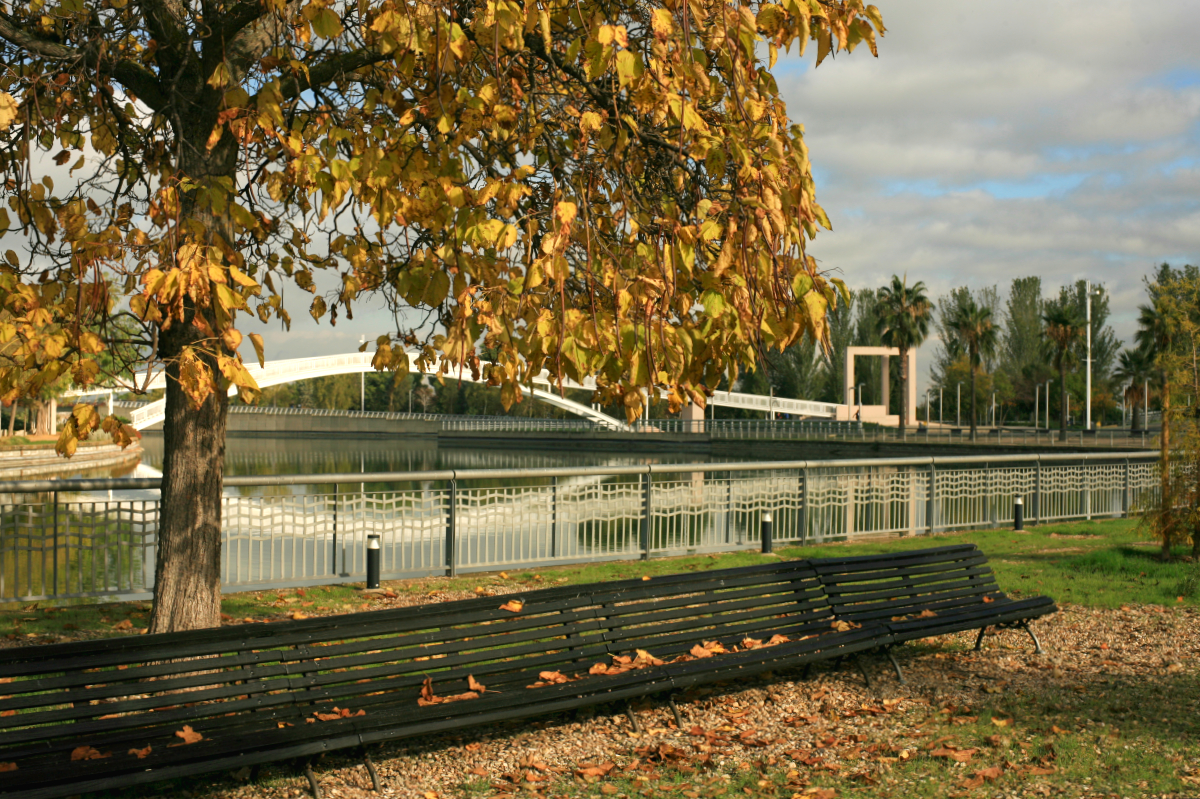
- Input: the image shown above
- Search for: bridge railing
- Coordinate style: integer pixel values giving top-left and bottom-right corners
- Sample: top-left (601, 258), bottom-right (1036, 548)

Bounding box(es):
top-left (0, 451), bottom-right (1160, 604)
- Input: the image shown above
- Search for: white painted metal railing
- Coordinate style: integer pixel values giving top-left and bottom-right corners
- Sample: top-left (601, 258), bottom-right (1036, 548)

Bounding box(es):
top-left (0, 451), bottom-right (1160, 603)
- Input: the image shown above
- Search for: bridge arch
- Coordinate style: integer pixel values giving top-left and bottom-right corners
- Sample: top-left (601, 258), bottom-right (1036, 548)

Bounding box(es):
top-left (127, 352), bottom-right (634, 431)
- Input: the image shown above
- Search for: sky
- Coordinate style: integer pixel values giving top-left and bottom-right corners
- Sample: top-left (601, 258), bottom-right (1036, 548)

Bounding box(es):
top-left (268, 0), bottom-right (1200, 396)
top-left (777, 0), bottom-right (1200, 391)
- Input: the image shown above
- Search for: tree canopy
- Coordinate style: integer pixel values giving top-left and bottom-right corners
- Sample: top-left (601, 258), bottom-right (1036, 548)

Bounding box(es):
top-left (0, 0), bottom-right (885, 630)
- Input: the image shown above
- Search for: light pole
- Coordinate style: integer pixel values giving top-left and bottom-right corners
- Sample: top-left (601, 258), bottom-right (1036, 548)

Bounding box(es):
top-left (956, 382), bottom-right (962, 427)
top-left (359, 335), bottom-right (366, 412)
top-left (1045, 379), bottom-right (1052, 430)
top-left (991, 392), bottom-right (997, 427)
top-left (938, 387), bottom-right (943, 425)
top-left (925, 389), bottom-right (930, 427)
top-left (1034, 383), bottom-right (1041, 429)
top-left (1085, 282), bottom-right (1102, 430)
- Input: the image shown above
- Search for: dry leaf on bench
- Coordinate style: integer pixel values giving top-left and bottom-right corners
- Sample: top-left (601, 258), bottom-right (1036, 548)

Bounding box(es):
top-left (0, 762), bottom-right (17, 772)
top-left (174, 725), bottom-right (203, 745)
top-left (499, 600), bottom-right (523, 613)
top-left (690, 644), bottom-right (713, 659)
top-left (128, 746), bottom-right (152, 759)
top-left (741, 637), bottom-right (763, 649)
top-left (917, 609), bottom-right (938, 618)
top-left (767, 634), bottom-right (791, 645)
top-left (70, 746), bottom-right (111, 761)
top-left (468, 675), bottom-right (487, 693)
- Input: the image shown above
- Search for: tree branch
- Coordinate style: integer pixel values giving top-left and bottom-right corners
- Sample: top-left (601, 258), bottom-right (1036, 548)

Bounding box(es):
top-left (0, 12), bottom-right (169, 110)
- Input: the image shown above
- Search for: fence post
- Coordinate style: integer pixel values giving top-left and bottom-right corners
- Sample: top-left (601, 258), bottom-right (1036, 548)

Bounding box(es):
top-left (1035, 461), bottom-right (1042, 524)
top-left (331, 486), bottom-right (340, 576)
top-left (1123, 459), bottom-right (1130, 517)
top-left (640, 471), bottom-right (652, 560)
top-left (550, 475), bottom-right (559, 559)
top-left (1084, 463), bottom-right (1092, 520)
top-left (800, 468), bottom-right (809, 544)
top-left (927, 462), bottom-right (936, 535)
top-left (445, 479), bottom-right (457, 577)
top-left (725, 472), bottom-right (734, 544)
top-left (845, 466), bottom-right (855, 539)
top-left (52, 490), bottom-right (58, 598)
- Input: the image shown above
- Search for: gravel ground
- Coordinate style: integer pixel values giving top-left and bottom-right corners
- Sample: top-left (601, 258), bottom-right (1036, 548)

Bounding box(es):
top-left (93, 600), bottom-right (1197, 799)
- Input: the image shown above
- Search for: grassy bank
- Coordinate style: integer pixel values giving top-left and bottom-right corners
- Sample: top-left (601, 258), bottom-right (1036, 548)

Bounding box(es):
top-left (3, 516), bottom-right (1196, 642)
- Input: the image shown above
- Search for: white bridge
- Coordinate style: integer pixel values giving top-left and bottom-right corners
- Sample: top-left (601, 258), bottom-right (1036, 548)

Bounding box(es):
top-left (65, 352), bottom-right (843, 431)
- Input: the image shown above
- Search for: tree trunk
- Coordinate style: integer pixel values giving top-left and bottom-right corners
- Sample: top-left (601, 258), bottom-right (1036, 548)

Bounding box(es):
top-left (897, 346), bottom-right (907, 437)
top-left (6, 402), bottom-right (14, 436)
top-left (146, 122), bottom-right (238, 633)
top-left (148, 341), bottom-right (229, 634)
top-left (1160, 369), bottom-right (1172, 560)
top-left (969, 357), bottom-right (978, 442)
top-left (1058, 362), bottom-right (1067, 442)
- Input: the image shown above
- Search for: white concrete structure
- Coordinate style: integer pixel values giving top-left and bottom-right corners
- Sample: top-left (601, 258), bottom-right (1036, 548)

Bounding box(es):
top-left (67, 351), bottom-right (845, 431)
top-left (840, 346), bottom-right (918, 426)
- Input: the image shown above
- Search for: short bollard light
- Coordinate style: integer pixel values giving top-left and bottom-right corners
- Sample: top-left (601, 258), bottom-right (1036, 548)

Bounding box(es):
top-left (1013, 496), bottom-right (1024, 531)
top-left (366, 534), bottom-right (381, 589)
top-left (761, 512), bottom-right (774, 554)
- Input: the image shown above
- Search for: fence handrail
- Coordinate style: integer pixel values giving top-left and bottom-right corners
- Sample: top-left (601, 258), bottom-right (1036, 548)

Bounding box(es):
top-left (0, 451), bottom-right (1161, 495)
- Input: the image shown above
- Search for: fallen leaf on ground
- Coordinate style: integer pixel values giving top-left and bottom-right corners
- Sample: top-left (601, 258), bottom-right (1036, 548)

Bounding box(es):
top-left (70, 746), bottom-right (111, 761)
top-left (499, 600), bottom-right (523, 613)
top-left (991, 717), bottom-right (1013, 727)
top-left (111, 619), bottom-right (133, 630)
top-left (802, 788), bottom-right (836, 799)
top-left (575, 761), bottom-right (616, 778)
top-left (289, 611), bottom-right (308, 620)
top-left (128, 746), bottom-right (152, 759)
top-left (1026, 765), bottom-right (1057, 775)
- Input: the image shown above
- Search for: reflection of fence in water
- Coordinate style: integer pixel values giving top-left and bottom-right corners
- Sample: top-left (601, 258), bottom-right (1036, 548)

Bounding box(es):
top-left (0, 499), bottom-right (157, 601)
top-left (0, 453), bottom-right (1163, 602)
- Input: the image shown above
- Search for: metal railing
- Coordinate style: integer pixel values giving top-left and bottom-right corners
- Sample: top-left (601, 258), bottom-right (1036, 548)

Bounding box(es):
top-left (0, 451), bottom-right (1160, 604)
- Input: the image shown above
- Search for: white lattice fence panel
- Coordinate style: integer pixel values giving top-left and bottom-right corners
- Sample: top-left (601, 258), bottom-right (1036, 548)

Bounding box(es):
top-left (1084, 463), bottom-right (1128, 518)
top-left (456, 485), bottom-right (555, 568)
top-left (556, 478), bottom-right (644, 560)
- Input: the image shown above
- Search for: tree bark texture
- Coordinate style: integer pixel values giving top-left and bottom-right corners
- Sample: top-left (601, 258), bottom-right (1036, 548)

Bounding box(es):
top-left (148, 348), bottom-right (228, 634)
top-left (897, 346), bottom-right (908, 436)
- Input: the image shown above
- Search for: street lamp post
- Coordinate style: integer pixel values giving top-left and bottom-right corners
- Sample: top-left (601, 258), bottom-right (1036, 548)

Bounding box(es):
top-left (939, 387), bottom-right (943, 425)
top-left (991, 392), bottom-right (997, 428)
top-left (359, 334), bottom-right (366, 412)
top-left (1045, 379), bottom-right (1052, 430)
top-left (1085, 282), bottom-right (1102, 431)
top-left (925, 389), bottom-right (930, 427)
top-left (1034, 383), bottom-right (1041, 429)
top-left (956, 382), bottom-right (962, 427)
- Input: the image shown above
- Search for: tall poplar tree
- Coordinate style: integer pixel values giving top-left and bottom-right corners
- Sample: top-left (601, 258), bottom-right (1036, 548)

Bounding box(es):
top-left (0, 0), bottom-right (884, 630)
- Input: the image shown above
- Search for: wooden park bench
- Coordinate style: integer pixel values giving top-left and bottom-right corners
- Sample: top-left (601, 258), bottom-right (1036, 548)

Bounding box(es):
top-left (0, 545), bottom-right (1054, 799)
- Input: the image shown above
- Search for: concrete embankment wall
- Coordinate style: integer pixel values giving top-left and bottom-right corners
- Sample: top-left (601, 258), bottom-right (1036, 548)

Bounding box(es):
top-left (140, 413), bottom-right (439, 439)
top-left (0, 443), bottom-right (144, 480)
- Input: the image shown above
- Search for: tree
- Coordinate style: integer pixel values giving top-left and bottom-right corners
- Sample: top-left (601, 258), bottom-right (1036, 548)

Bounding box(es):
top-left (0, 0), bottom-right (884, 631)
top-left (875, 275), bottom-right (931, 435)
top-left (948, 298), bottom-right (997, 442)
top-left (1136, 268), bottom-right (1200, 559)
top-left (1115, 347), bottom-right (1151, 430)
top-left (1041, 303), bottom-right (1084, 442)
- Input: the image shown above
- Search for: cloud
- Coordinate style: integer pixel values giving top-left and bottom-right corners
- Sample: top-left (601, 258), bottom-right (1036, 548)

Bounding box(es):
top-left (775, 0), bottom-right (1200, 390)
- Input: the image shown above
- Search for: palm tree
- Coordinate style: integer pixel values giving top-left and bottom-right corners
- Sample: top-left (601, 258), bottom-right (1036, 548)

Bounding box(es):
top-left (875, 275), bottom-right (932, 436)
top-left (1114, 348), bottom-right (1151, 430)
top-left (948, 298), bottom-right (998, 442)
top-left (1042, 305), bottom-right (1084, 442)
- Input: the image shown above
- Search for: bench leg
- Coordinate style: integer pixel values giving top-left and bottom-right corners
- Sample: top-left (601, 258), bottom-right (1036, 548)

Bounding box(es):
top-left (361, 747), bottom-right (382, 792)
top-left (974, 627), bottom-right (988, 651)
top-left (668, 695), bottom-right (685, 730)
top-left (886, 649), bottom-right (906, 685)
top-left (1019, 621), bottom-right (1045, 655)
top-left (854, 657), bottom-right (872, 689)
top-left (624, 703), bottom-right (642, 734)
top-left (304, 759), bottom-right (323, 799)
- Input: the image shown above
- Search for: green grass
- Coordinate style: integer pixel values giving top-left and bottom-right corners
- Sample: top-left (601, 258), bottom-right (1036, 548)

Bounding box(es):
top-left (4, 516), bottom-right (1196, 641)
